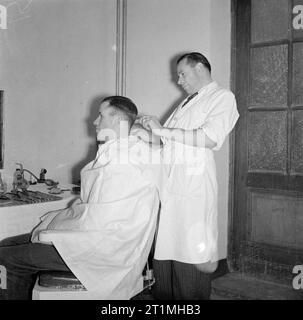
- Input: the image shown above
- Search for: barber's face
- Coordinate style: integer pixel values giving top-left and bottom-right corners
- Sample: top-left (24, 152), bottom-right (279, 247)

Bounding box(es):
top-left (93, 101), bottom-right (117, 141)
top-left (177, 59), bottom-right (201, 95)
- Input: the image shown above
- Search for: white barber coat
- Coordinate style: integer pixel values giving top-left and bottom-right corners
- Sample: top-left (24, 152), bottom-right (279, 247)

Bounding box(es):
top-left (31, 136), bottom-right (161, 299)
top-left (154, 81), bottom-right (239, 264)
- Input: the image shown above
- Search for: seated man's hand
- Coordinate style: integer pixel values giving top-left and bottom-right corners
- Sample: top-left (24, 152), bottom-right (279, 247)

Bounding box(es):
top-left (37, 230), bottom-right (54, 245)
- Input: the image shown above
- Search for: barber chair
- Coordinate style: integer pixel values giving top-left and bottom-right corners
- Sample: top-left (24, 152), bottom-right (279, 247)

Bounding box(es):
top-left (32, 231), bottom-right (155, 300)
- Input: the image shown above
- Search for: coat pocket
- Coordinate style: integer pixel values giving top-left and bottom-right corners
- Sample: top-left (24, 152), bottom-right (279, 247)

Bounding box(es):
top-left (166, 162), bottom-right (205, 198)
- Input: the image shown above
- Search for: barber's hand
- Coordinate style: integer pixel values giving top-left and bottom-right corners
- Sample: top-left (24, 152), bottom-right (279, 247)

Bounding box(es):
top-left (130, 123), bottom-right (147, 138)
top-left (131, 122), bottom-right (162, 144)
top-left (139, 115), bottom-right (163, 131)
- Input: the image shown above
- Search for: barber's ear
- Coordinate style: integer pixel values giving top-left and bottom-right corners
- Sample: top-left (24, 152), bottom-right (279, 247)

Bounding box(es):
top-left (196, 62), bottom-right (209, 75)
top-left (196, 62), bottom-right (204, 73)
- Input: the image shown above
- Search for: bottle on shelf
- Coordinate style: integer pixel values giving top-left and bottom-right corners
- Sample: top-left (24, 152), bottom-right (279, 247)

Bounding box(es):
top-left (13, 167), bottom-right (23, 191)
top-left (0, 172), bottom-right (7, 195)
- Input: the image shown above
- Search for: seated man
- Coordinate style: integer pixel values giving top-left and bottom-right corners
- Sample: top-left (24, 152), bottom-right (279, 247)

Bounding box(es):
top-left (0, 96), bottom-right (161, 300)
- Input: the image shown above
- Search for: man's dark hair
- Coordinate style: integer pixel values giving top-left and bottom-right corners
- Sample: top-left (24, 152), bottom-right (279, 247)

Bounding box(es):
top-left (102, 96), bottom-right (138, 126)
top-left (177, 52), bottom-right (211, 73)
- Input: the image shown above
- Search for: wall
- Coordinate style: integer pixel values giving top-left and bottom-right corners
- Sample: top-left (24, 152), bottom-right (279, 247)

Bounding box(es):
top-left (210, 0), bottom-right (232, 260)
top-left (126, 0), bottom-right (211, 118)
top-left (126, 0), bottom-right (231, 259)
top-left (0, 0), bottom-right (116, 183)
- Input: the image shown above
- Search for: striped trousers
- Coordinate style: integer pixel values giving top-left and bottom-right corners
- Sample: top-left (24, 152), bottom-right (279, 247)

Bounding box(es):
top-left (153, 259), bottom-right (211, 300)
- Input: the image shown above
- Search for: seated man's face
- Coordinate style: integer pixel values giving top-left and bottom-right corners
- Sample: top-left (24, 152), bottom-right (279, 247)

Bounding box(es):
top-left (94, 101), bottom-right (118, 142)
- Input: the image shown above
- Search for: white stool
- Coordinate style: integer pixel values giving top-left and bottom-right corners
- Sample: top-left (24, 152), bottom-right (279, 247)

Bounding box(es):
top-left (32, 277), bottom-right (91, 300)
top-left (32, 263), bottom-right (154, 300)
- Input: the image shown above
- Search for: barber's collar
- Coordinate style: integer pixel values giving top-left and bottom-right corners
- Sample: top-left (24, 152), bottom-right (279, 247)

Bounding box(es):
top-left (197, 81), bottom-right (216, 95)
top-left (182, 81), bottom-right (216, 108)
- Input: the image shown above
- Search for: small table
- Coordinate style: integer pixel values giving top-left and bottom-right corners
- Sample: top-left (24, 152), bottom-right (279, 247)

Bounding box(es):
top-left (0, 184), bottom-right (78, 241)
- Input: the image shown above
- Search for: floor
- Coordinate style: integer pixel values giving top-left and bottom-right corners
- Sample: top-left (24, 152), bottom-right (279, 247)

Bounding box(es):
top-left (132, 287), bottom-right (154, 300)
top-left (211, 272), bottom-right (303, 300)
top-left (133, 272), bottom-right (303, 300)
top-left (38, 266), bottom-right (303, 300)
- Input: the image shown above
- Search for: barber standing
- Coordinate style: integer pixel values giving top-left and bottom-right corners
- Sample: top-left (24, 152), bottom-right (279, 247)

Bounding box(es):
top-left (140, 52), bottom-right (239, 300)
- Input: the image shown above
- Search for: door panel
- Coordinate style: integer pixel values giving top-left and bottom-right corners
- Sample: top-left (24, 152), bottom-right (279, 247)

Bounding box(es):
top-left (250, 45), bottom-right (288, 107)
top-left (231, 0), bottom-right (303, 284)
top-left (250, 191), bottom-right (303, 247)
top-left (251, 0), bottom-right (290, 43)
top-left (248, 111), bottom-right (288, 173)
top-left (292, 110), bottom-right (303, 173)
top-left (293, 43), bottom-right (303, 105)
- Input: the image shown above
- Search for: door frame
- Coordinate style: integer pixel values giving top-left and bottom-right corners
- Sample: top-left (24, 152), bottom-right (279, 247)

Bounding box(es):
top-left (228, 0), bottom-right (303, 277)
top-left (228, 0), bottom-right (250, 271)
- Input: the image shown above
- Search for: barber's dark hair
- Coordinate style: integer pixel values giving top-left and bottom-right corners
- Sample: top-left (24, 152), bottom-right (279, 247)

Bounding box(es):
top-left (102, 96), bottom-right (138, 126)
top-left (177, 52), bottom-right (211, 73)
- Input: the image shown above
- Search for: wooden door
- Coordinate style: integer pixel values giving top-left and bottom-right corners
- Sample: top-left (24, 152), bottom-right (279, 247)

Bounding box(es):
top-left (231, 0), bottom-right (303, 285)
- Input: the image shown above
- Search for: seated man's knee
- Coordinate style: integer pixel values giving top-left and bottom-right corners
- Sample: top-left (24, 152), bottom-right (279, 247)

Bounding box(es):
top-left (0, 248), bottom-right (8, 272)
top-left (0, 246), bottom-right (18, 270)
